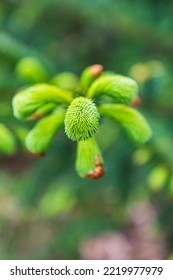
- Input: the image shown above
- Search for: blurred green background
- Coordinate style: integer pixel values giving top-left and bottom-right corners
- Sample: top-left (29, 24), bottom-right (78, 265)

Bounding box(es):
top-left (0, 0), bottom-right (173, 260)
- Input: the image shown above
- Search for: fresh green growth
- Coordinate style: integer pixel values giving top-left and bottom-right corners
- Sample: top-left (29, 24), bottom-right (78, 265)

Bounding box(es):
top-left (76, 137), bottom-right (103, 178)
top-left (80, 64), bottom-right (103, 90)
top-left (0, 124), bottom-right (16, 155)
top-left (26, 110), bottom-right (65, 155)
top-left (12, 62), bottom-right (152, 179)
top-left (16, 57), bottom-right (49, 83)
top-left (99, 104), bottom-right (152, 145)
top-left (12, 84), bottom-right (73, 120)
top-left (88, 74), bottom-right (138, 104)
top-left (51, 72), bottom-right (79, 91)
top-left (64, 97), bottom-right (100, 141)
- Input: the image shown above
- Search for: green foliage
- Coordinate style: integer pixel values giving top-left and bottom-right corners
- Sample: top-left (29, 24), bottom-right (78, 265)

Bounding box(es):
top-left (80, 64), bottom-right (103, 90)
top-left (64, 97), bottom-right (100, 141)
top-left (0, 32), bottom-right (28, 61)
top-left (51, 72), bottom-right (79, 91)
top-left (12, 84), bottom-right (73, 120)
top-left (99, 104), bottom-right (152, 145)
top-left (0, 124), bottom-right (16, 155)
top-left (76, 137), bottom-right (103, 178)
top-left (12, 64), bottom-right (151, 178)
top-left (16, 57), bottom-right (49, 83)
top-left (88, 75), bottom-right (138, 104)
top-left (26, 109), bottom-right (65, 155)
top-left (147, 164), bottom-right (168, 191)
top-left (39, 184), bottom-right (76, 218)
top-left (0, 0), bottom-right (173, 260)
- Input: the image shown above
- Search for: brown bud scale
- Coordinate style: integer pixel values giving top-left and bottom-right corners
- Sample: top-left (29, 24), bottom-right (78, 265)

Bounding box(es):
top-left (85, 155), bottom-right (105, 180)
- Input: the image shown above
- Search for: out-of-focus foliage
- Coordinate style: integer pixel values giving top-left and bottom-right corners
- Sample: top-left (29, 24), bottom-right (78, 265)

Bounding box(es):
top-left (0, 0), bottom-right (173, 259)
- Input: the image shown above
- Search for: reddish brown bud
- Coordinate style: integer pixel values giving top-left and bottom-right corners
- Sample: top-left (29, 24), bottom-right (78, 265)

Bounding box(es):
top-left (90, 64), bottom-right (104, 77)
top-left (132, 96), bottom-right (142, 107)
top-left (29, 151), bottom-right (45, 158)
top-left (85, 155), bottom-right (105, 180)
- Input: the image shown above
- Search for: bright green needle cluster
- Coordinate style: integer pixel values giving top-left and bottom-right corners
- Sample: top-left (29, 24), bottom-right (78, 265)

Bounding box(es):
top-left (76, 137), bottom-right (103, 177)
top-left (64, 97), bottom-right (100, 141)
top-left (12, 61), bottom-right (152, 179)
top-left (99, 104), bottom-right (152, 145)
top-left (88, 74), bottom-right (138, 104)
top-left (13, 84), bottom-right (73, 120)
top-left (26, 110), bottom-right (65, 155)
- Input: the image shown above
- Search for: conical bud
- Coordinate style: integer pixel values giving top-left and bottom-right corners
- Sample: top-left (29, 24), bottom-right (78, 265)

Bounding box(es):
top-left (80, 64), bottom-right (104, 90)
top-left (64, 97), bottom-right (100, 141)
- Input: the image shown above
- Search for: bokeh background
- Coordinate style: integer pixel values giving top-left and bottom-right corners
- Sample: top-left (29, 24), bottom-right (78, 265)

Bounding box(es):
top-left (0, 0), bottom-right (173, 260)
